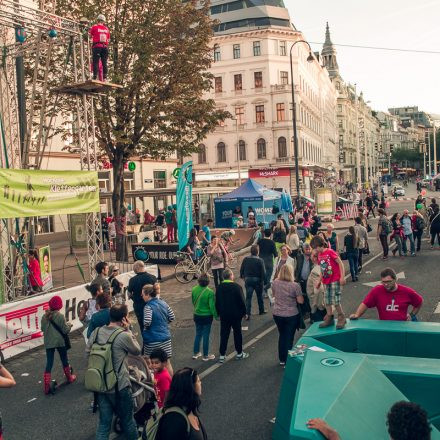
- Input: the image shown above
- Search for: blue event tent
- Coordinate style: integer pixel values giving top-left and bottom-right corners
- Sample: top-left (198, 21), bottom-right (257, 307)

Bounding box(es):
top-left (214, 179), bottom-right (289, 228)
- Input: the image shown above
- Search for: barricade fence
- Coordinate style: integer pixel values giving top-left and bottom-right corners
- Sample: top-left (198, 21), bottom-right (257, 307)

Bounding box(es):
top-left (0, 265), bottom-right (158, 360)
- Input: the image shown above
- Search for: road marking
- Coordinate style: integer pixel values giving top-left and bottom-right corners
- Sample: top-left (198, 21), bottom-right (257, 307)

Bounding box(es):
top-left (199, 324), bottom-right (276, 379)
top-left (434, 302), bottom-right (440, 314)
top-left (200, 248), bottom-right (394, 379)
top-left (362, 271), bottom-right (405, 287)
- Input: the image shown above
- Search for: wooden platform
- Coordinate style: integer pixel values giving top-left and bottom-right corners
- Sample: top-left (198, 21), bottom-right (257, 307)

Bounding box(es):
top-left (52, 80), bottom-right (123, 95)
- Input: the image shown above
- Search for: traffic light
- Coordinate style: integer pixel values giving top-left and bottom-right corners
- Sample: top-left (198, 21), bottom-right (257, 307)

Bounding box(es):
top-left (390, 144), bottom-right (394, 153)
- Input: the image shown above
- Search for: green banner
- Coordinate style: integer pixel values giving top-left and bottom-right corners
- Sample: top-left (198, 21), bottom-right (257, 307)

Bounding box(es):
top-left (0, 169), bottom-right (99, 219)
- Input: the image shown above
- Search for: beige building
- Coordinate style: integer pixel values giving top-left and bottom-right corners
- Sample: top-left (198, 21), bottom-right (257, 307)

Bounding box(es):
top-left (322, 24), bottom-right (380, 187)
top-left (188, 2), bottom-right (338, 203)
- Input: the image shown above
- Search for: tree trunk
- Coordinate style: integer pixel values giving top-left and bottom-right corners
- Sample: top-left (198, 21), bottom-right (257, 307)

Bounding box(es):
top-left (112, 152), bottom-right (128, 262)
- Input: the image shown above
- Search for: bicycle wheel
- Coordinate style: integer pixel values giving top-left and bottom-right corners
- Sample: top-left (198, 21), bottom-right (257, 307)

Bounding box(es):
top-left (175, 261), bottom-right (195, 284)
top-left (227, 252), bottom-right (238, 269)
top-left (202, 258), bottom-right (213, 278)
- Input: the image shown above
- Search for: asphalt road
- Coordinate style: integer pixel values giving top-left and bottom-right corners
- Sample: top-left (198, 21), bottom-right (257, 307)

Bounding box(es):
top-left (2, 183), bottom-right (440, 440)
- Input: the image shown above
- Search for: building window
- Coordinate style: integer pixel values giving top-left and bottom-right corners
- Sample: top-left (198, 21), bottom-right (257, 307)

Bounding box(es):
top-left (217, 142), bottom-right (226, 162)
top-left (234, 74), bottom-right (242, 91)
top-left (254, 71), bottom-right (263, 88)
top-left (279, 40), bottom-right (287, 56)
top-left (280, 71), bottom-right (288, 85)
top-left (257, 138), bottom-right (266, 159)
top-left (339, 120), bottom-right (343, 129)
top-left (337, 104), bottom-right (342, 112)
top-left (233, 44), bottom-right (241, 59)
top-left (153, 170), bottom-right (166, 188)
top-left (235, 106), bottom-right (245, 125)
top-left (278, 137), bottom-right (287, 158)
top-left (198, 144), bottom-right (206, 164)
top-left (35, 216), bottom-right (55, 234)
top-left (215, 77), bottom-right (222, 93)
top-left (214, 46), bottom-right (221, 62)
top-left (276, 103), bottom-right (285, 122)
top-left (253, 41), bottom-right (261, 56)
top-left (255, 105), bottom-right (265, 123)
top-left (238, 140), bottom-right (246, 161)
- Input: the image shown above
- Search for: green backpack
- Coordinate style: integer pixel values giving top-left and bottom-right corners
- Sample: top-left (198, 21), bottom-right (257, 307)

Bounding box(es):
top-left (143, 406), bottom-right (190, 440)
top-left (84, 327), bottom-right (124, 393)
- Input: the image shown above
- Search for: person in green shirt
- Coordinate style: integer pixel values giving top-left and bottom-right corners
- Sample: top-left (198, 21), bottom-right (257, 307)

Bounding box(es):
top-left (165, 206), bottom-right (174, 242)
top-left (191, 273), bottom-right (218, 361)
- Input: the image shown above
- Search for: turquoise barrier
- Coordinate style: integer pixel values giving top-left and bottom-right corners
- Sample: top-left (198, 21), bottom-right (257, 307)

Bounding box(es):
top-left (273, 320), bottom-right (440, 440)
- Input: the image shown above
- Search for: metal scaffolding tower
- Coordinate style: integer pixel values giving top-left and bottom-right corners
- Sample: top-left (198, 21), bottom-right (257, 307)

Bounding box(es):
top-left (0, 0), bottom-right (119, 301)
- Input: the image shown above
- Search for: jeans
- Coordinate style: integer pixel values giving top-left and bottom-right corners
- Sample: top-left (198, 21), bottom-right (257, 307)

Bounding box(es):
top-left (245, 277), bottom-right (264, 315)
top-left (273, 314), bottom-right (300, 363)
top-left (413, 230), bottom-right (423, 251)
top-left (45, 347), bottom-right (69, 373)
top-left (219, 318), bottom-right (243, 356)
top-left (393, 234), bottom-right (403, 256)
top-left (347, 252), bottom-right (358, 280)
top-left (402, 233), bottom-right (415, 255)
top-left (379, 234), bottom-right (389, 257)
top-left (212, 268), bottom-right (224, 288)
top-left (262, 260), bottom-right (273, 291)
top-left (366, 206), bottom-right (376, 218)
top-left (431, 231), bottom-right (440, 246)
top-left (358, 248), bottom-right (363, 269)
top-left (193, 315), bottom-right (213, 356)
top-left (96, 387), bottom-right (138, 440)
top-left (92, 46), bottom-right (108, 80)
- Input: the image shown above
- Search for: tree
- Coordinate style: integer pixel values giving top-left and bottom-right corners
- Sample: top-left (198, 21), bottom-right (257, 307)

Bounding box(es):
top-left (391, 148), bottom-right (423, 167)
top-left (57, 0), bottom-right (229, 260)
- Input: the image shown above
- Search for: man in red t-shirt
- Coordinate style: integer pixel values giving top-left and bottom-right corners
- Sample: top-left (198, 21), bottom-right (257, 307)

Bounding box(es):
top-left (311, 235), bottom-right (346, 329)
top-left (350, 267), bottom-right (423, 321)
top-left (89, 14), bottom-right (110, 81)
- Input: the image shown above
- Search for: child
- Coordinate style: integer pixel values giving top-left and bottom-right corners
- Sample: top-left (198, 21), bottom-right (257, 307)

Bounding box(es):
top-left (41, 295), bottom-right (76, 394)
top-left (310, 235), bottom-right (346, 329)
top-left (150, 348), bottom-right (172, 408)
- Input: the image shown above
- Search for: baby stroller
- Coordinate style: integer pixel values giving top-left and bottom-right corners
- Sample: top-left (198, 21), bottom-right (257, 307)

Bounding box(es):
top-left (113, 354), bottom-right (158, 434)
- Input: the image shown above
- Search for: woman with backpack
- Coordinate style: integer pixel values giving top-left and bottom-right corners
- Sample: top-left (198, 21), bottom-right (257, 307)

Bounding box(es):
top-left (41, 295), bottom-right (76, 394)
top-left (141, 284), bottom-right (175, 375)
top-left (191, 274), bottom-right (217, 361)
top-left (377, 208), bottom-right (391, 260)
top-left (155, 367), bottom-right (207, 439)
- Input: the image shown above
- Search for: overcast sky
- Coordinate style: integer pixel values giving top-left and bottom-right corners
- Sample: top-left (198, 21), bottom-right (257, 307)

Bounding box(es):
top-left (286, 0), bottom-right (440, 115)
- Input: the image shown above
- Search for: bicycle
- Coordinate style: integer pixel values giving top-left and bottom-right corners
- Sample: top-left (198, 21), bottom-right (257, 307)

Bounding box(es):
top-left (222, 239), bottom-right (239, 269)
top-left (174, 248), bottom-right (212, 284)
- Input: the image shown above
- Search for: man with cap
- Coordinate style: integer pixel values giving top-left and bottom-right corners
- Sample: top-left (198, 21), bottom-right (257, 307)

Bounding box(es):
top-left (89, 14), bottom-right (110, 81)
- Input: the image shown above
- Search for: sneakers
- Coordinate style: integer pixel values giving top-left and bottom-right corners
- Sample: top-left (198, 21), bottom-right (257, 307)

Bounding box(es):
top-left (336, 313), bottom-right (347, 330)
top-left (259, 310), bottom-right (267, 315)
top-left (279, 362), bottom-right (286, 366)
top-left (192, 352), bottom-right (202, 360)
top-left (202, 354), bottom-right (216, 361)
top-left (319, 314), bottom-right (334, 328)
top-left (219, 356), bottom-right (225, 363)
top-left (236, 352), bottom-right (249, 360)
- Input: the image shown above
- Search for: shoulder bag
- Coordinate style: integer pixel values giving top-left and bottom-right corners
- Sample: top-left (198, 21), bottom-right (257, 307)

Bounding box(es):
top-left (50, 318), bottom-right (72, 350)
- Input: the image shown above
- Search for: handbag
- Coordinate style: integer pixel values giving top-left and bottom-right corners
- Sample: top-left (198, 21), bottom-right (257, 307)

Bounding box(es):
top-left (50, 318), bottom-right (72, 350)
top-left (367, 224), bottom-right (372, 233)
top-left (340, 251), bottom-right (347, 260)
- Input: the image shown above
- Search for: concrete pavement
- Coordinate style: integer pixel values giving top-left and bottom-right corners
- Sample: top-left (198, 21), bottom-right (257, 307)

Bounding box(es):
top-left (2, 188), bottom-right (439, 440)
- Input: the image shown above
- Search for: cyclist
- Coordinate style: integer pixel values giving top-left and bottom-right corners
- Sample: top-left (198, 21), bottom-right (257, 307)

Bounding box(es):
top-left (221, 229), bottom-right (236, 249)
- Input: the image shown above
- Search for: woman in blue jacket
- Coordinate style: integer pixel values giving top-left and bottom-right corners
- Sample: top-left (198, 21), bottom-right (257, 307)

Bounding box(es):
top-left (142, 284), bottom-right (175, 375)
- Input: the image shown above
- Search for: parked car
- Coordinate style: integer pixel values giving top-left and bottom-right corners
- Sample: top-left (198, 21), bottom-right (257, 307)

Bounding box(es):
top-left (395, 186), bottom-right (405, 196)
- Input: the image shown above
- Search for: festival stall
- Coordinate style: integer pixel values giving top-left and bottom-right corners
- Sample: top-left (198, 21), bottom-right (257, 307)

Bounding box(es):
top-left (214, 179), bottom-right (288, 228)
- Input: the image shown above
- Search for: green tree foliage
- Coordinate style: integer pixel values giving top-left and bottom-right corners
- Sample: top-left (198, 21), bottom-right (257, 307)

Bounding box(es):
top-left (391, 148), bottom-right (423, 165)
top-left (57, 0), bottom-right (229, 259)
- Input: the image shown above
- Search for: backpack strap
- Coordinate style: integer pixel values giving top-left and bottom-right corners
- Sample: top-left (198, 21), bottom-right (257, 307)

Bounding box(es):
top-left (107, 327), bottom-right (124, 344)
top-left (164, 406), bottom-right (191, 434)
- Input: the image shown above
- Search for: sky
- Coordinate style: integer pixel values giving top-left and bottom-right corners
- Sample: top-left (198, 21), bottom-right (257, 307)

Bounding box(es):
top-left (286, 0), bottom-right (440, 115)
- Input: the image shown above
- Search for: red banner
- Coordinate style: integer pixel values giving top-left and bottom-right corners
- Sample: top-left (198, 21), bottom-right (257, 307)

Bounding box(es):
top-left (248, 168), bottom-right (290, 179)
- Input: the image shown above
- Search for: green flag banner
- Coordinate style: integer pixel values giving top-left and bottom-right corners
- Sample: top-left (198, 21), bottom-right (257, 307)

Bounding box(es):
top-left (0, 169), bottom-right (99, 219)
top-left (177, 161), bottom-right (194, 249)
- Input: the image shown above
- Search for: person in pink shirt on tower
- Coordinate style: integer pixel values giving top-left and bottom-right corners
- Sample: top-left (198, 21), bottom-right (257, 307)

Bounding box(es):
top-left (89, 14), bottom-right (110, 81)
top-left (310, 235), bottom-right (346, 329)
top-left (350, 267), bottom-right (423, 321)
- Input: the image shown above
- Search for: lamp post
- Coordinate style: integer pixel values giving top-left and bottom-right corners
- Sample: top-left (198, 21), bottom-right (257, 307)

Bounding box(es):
top-left (289, 39), bottom-right (314, 206)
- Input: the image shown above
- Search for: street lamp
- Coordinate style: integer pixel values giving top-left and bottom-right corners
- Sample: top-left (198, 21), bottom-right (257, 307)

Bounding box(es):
top-left (289, 39), bottom-right (314, 206)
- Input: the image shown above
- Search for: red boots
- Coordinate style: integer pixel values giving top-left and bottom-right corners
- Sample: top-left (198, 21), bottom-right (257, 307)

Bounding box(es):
top-left (63, 366), bottom-right (77, 384)
top-left (43, 372), bottom-right (51, 395)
